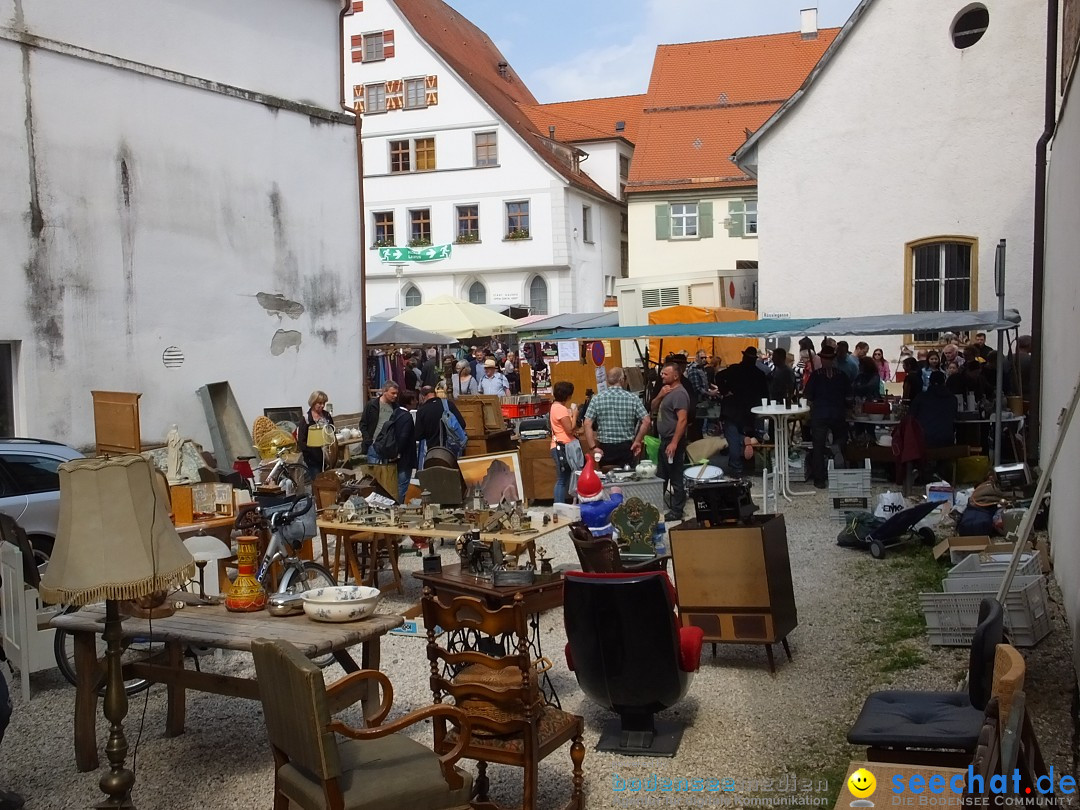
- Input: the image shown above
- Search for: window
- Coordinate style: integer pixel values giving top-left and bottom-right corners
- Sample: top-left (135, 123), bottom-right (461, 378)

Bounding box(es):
top-left (727, 199), bottom-right (757, 237)
top-left (529, 276), bottom-right (548, 315)
top-left (468, 281), bottom-right (487, 305)
top-left (620, 213), bottom-right (629, 235)
top-left (952, 5), bottom-right (988, 49)
top-left (907, 238), bottom-right (977, 342)
top-left (409, 208), bottom-right (431, 245)
top-left (619, 155), bottom-right (630, 199)
top-left (0, 453), bottom-right (64, 495)
top-left (364, 32), bottom-right (385, 62)
top-left (474, 132), bottom-right (498, 167)
top-left (581, 205), bottom-right (593, 242)
top-left (405, 77), bottom-right (427, 109)
top-left (403, 284), bottom-right (421, 308)
top-left (389, 140), bottom-right (410, 173)
top-left (670, 203), bottom-right (698, 238)
top-left (620, 241), bottom-right (629, 278)
top-left (372, 211), bottom-right (395, 246)
top-left (415, 137), bottom-right (436, 171)
top-left (456, 205), bottom-right (479, 242)
top-left (506, 201), bottom-right (530, 238)
top-left (365, 83), bottom-right (386, 114)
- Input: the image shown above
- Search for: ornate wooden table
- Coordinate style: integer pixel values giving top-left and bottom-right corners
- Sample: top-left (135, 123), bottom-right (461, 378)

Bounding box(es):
top-left (52, 603), bottom-right (403, 772)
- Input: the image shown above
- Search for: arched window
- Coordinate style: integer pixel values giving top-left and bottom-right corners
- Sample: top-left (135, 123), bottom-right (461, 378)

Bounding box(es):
top-left (403, 284), bottom-right (422, 308)
top-left (529, 276), bottom-right (548, 316)
top-left (468, 281), bottom-right (487, 305)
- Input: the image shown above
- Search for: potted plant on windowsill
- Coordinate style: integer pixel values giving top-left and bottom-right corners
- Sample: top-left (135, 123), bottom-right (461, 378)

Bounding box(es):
top-left (408, 237), bottom-right (432, 248)
top-left (373, 238), bottom-right (395, 248)
top-left (506, 228), bottom-right (530, 240)
top-left (455, 232), bottom-right (480, 244)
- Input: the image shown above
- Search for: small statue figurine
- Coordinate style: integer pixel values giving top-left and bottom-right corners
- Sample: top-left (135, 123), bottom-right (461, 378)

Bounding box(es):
top-left (166, 424), bottom-right (184, 484)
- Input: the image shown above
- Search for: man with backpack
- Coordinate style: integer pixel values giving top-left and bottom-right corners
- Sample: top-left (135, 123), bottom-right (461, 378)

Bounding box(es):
top-left (361, 382), bottom-right (417, 502)
top-left (414, 386), bottom-right (468, 468)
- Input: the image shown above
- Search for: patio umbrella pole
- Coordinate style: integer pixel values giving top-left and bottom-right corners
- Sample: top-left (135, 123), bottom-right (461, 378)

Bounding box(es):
top-left (994, 239), bottom-right (1006, 467)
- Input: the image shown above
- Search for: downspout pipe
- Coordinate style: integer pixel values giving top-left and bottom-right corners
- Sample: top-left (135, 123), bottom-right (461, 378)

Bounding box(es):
top-left (339, 1), bottom-right (368, 401)
top-left (1029, 0), bottom-right (1058, 458)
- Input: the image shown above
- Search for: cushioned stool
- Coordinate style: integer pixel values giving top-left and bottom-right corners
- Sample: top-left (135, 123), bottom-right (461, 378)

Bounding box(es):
top-left (847, 598), bottom-right (1003, 766)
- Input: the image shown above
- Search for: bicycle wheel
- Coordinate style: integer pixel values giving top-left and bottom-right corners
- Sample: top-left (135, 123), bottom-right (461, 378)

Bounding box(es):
top-left (278, 562), bottom-right (337, 667)
top-left (53, 606), bottom-right (162, 696)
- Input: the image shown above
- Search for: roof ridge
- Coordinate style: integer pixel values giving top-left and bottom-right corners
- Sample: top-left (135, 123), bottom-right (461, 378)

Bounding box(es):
top-left (643, 99), bottom-right (787, 114)
top-left (528, 92), bottom-right (648, 107)
top-left (655, 27), bottom-right (843, 49)
top-left (519, 102), bottom-right (629, 140)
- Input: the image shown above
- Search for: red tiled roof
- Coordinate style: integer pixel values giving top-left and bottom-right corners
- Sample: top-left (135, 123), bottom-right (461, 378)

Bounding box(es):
top-left (390, 0), bottom-right (617, 203)
top-left (628, 29), bottom-right (840, 194)
top-left (646, 29), bottom-right (841, 107)
top-left (519, 94), bottom-right (647, 145)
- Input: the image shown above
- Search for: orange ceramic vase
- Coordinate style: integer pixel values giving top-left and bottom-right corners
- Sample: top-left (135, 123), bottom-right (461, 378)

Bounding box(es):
top-left (225, 534), bottom-right (267, 612)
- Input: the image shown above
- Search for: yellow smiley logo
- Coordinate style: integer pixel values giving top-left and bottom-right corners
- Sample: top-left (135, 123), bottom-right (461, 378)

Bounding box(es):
top-left (847, 768), bottom-right (876, 799)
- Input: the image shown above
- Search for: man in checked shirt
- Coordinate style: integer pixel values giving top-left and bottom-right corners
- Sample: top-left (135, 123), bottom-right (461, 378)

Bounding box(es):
top-left (583, 367), bottom-right (652, 468)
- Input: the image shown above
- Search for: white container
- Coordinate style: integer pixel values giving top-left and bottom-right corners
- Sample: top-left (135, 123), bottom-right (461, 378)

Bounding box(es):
top-left (302, 585), bottom-right (381, 623)
top-left (553, 502), bottom-right (581, 522)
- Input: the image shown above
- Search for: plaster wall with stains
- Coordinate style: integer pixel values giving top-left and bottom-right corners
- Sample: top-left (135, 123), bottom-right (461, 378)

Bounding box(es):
top-left (0, 0), bottom-right (363, 449)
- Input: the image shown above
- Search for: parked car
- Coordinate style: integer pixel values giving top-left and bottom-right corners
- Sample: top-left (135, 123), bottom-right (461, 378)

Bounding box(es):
top-left (0, 438), bottom-right (84, 565)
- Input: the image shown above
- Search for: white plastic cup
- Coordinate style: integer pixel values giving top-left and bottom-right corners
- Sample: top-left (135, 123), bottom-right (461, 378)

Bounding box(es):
top-left (799, 398), bottom-right (807, 408)
top-left (761, 398), bottom-right (769, 407)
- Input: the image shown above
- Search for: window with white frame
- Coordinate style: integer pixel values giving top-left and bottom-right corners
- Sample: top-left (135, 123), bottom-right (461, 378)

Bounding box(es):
top-left (456, 205), bottom-right (479, 242)
top-left (529, 276), bottom-right (548, 315)
top-left (474, 131), bottom-right (498, 167)
top-left (365, 84), bottom-right (386, 114)
top-left (468, 281), bottom-right (486, 305)
top-left (908, 238), bottom-right (975, 342)
top-left (727, 199), bottom-right (757, 237)
top-left (372, 211), bottom-right (394, 246)
top-left (404, 77), bottom-right (427, 109)
top-left (670, 203), bottom-right (698, 238)
top-left (506, 201), bottom-right (530, 238)
top-left (409, 209), bottom-right (431, 245)
top-left (403, 284), bottom-right (421, 308)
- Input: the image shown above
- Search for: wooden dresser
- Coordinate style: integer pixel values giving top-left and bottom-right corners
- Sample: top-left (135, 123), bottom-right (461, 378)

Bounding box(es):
top-left (668, 514), bottom-right (797, 672)
top-left (518, 437), bottom-right (557, 503)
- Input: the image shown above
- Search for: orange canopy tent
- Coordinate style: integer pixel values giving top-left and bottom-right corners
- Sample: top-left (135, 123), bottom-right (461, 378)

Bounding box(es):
top-left (647, 306), bottom-right (758, 366)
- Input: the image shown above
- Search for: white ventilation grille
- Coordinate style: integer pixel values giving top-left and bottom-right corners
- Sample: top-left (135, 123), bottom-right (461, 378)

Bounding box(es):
top-left (659, 287), bottom-right (680, 307)
top-left (641, 289), bottom-right (660, 308)
top-left (641, 287), bottom-right (682, 309)
top-left (162, 347), bottom-right (184, 368)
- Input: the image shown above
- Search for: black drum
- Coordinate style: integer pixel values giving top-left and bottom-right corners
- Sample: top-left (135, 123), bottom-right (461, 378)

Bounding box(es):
top-left (423, 447), bottom-right (459, 470)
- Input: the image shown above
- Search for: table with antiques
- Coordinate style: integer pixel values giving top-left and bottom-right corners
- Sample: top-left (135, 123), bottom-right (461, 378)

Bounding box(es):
top-left (52, 601), bottom-right (403, 772)
top-left (750, 402), bottom-right (811, 503)
top-left (412, 563), bottom-right (565, 705)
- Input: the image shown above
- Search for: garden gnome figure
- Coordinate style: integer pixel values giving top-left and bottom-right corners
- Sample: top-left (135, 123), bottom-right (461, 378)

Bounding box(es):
top-left (576, 454), bottom-right (623, 537)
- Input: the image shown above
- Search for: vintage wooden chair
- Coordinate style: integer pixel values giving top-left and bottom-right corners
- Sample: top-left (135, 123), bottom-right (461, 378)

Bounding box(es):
top-left (422, 589), bottom-right (586, 810)
top-left (250, 638), bottom-right (474, 810)
top-left (568, 521), bottom-right (670, 574)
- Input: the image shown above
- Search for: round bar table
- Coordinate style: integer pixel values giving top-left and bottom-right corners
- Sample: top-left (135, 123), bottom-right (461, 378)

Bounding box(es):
top-left (751, 403), bottom-right (811, 503)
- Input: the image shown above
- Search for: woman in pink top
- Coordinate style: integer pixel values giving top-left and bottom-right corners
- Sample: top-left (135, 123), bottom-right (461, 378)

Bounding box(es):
top-left (872, 348), bottom-right (892, 382)
top-left (549, 381), bottom-right (576, 504)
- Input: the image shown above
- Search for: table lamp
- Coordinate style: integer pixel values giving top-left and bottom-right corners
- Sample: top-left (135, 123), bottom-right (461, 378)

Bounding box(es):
top-left (39, 454), bottom-right (194, 809)
top-left (182, 534), bottom-right (233, 603)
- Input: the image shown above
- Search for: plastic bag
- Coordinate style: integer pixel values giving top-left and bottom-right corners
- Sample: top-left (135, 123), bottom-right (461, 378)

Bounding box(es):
top-left (874, 491), bottom-right (907, 519)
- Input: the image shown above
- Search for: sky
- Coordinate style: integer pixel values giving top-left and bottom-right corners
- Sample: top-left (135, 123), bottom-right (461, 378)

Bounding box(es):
top-left (445, 0), bottom-right (863, 104)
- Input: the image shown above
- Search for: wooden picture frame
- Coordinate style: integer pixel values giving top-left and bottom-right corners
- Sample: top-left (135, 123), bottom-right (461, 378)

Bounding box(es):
top-left (263, 406), bottom-right (305, 431)
top-left (457, 451), bottom-right (525, 506)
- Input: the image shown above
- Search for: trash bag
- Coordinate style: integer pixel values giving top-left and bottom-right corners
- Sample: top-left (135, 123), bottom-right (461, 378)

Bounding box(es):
top-left (836, 511), bottom-right (883, 549)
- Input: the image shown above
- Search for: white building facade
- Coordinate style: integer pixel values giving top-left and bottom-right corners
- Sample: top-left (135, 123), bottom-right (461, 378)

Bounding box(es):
top-left (344, 0), bottom-right (622, 318)
top-left (0, 0), bottom-right (363, 449)
top-left (736, 0), bottom-right (1046, 355)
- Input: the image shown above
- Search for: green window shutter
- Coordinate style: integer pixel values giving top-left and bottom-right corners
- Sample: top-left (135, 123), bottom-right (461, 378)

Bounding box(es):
top-left (727, 200), bottom-right (744, 238)
top-left (654, 204), bottom-right (670, 240)
top-left (699, 201), bottom-right (713, 238)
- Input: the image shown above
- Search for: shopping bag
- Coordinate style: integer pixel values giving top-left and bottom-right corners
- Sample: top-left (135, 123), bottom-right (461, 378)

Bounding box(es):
top-left (874, 490), bottom-right (907, 519)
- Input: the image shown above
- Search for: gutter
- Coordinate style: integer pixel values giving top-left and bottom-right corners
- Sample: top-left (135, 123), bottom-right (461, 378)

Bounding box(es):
top-left (1029, 0), bottom-right (1058, 456)
top-left (339, 1), bottom-right (368, 399)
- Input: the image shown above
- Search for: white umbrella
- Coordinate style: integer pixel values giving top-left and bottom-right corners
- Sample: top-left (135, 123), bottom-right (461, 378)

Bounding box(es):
top-left (390, 294), bottom-right (519, 340)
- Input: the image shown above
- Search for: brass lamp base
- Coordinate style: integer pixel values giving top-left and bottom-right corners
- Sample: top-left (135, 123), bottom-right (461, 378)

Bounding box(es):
top-left (98, 600), bottom-right (137, 809)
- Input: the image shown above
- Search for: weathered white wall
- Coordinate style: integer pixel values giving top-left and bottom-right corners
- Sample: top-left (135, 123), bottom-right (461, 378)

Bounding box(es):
top-left (574, 140), bottom-right (632, 200)
top-left (628, 192), bottom-right (759, 278)
top-left (752, 0), bottom-right (1044, 358)
top-left (347, 0), bottom-right (619, 316)
top-left (0, 0), bottom-right (363, 451)
top-left (1042, 58), bottom-right (1080, 683)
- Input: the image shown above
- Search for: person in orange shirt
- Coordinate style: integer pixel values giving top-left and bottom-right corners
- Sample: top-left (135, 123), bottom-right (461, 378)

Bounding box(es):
top-left (549, 381), bottom-right (577, 504)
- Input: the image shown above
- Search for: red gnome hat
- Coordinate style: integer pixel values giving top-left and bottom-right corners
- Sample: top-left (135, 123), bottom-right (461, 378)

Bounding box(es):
top-left (576, 454), bottom-right (603, 502)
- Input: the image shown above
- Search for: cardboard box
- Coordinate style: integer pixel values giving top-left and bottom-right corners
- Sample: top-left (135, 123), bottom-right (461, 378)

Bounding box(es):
top-left (932, 535), bottom-right (1028, 564)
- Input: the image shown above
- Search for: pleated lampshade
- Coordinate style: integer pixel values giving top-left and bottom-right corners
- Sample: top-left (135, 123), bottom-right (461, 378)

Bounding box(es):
top-left (39, 454), bottom-right (195, 606)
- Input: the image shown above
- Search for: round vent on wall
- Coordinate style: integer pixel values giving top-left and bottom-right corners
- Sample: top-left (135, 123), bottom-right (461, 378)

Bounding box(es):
top-left (162, 346), bottom-right (184, 368)
top-left (951, 5), bottom-right (988, 49)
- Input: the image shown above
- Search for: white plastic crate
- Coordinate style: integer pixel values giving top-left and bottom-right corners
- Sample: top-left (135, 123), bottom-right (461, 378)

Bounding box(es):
top-left (828, 458), bottom-right (872, 520)
top-left (947, 552), bottom-right (1041, 580)
top-left (920, 575), bottom-right (1051, 647)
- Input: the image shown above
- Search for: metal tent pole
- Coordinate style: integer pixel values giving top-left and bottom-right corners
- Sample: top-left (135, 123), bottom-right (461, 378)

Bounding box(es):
top-left (994, 239), bottom-right (1006, 466)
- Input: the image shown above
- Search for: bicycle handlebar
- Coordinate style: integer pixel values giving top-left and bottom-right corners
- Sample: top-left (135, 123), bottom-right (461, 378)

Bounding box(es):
top-left (268, 494), bottom-right (313, 530)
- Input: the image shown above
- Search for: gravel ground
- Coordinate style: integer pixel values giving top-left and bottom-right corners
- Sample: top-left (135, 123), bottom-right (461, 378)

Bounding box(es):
top-left (1, 488), bottom-right (1076, 810)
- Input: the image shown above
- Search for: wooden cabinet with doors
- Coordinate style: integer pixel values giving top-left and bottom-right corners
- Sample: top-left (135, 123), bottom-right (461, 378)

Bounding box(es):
top-left (518, 437), bottom-right (557, 503)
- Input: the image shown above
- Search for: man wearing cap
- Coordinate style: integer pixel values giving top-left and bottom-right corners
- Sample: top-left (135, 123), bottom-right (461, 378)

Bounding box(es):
top-left (415, 386), bottom-right (467, 468)
top-left (652, 362), bottom-right (692, 522)
top-left (804, 344), bottom-right (852, 488)
top-left (584, 367), bottom-right (652, 468)
top-left (713, 347), bottom-right (769, 478)
top-left (478, 357), bottom-right (511, 396)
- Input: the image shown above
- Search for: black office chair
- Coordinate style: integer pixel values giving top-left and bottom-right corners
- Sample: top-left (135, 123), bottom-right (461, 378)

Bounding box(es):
top-left (563, 571), bottom-right (703, 757)
top-left (847, 597), bottom-right (1004, 765)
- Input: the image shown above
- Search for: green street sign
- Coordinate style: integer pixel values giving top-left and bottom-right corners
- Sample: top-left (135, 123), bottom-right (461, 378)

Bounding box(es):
top-left (378, 244), bottom-right (452, 263)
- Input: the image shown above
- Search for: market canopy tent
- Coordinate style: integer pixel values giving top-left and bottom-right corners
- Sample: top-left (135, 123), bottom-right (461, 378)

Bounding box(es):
top-left (550, 309), bottom-right (1022, 341)
top-left (389, 294), bottom-right (519, 340)
top-left (366, 320), bottom-right (454, 347)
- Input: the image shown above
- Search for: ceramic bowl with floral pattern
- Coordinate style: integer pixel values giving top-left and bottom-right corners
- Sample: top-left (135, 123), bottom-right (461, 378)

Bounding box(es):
top-left (301, 585), bottom-right (381, 623)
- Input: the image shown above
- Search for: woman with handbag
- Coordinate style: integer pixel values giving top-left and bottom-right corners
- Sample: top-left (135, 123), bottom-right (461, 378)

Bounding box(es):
top-left (549, 381), bottom-right (577, 504)
top-left (297, 389), bottom-right (334, 481)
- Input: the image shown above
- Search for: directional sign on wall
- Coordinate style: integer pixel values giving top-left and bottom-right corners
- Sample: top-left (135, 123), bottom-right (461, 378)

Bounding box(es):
top-left (378, 244), bottom-right (452, 263)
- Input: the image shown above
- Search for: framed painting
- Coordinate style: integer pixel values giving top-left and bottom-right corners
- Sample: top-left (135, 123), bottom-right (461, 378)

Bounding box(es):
top-left (457, 451), bottom-right (525, 506)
